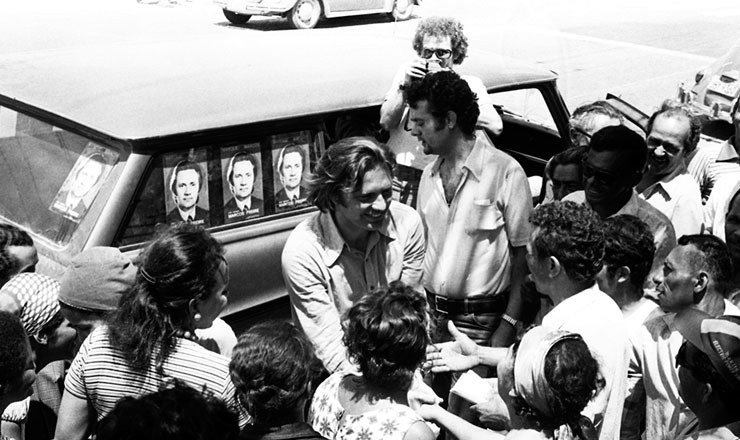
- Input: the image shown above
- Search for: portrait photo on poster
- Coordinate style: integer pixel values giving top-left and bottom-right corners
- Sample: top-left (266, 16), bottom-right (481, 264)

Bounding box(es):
top-left (162, 150), bottom-right (210, 227)
top-left (271, 131), bottom-right (312, 212)
top-left (221, 143), bottom-right (263, 224)
top-left (49, 142), bottom-right (119, 223)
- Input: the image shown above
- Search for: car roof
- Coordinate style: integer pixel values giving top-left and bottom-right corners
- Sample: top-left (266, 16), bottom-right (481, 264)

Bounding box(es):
top-left (0, 30), bottom-right (558, 143)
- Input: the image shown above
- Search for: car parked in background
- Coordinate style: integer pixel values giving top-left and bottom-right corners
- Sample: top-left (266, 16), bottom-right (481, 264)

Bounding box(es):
top-left (0, 28), bottom-right (570, 329)
top-left (214, 0), bottom-right (419, 29)
top-left (677, 37), bottom-right (740, 140)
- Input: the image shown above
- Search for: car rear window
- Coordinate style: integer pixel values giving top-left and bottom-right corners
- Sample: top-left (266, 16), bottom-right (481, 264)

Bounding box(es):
top-left (0, 105), bottom-right (122, 247)
top-left (117, 128), bottom-right (325, 246)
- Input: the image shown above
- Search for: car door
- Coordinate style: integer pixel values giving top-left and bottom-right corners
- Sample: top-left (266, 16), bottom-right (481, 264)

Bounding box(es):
top-left (325, 0), bottom-right (386, 13)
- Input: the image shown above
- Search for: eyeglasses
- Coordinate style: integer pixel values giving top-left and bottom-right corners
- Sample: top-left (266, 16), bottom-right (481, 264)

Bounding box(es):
top-left (420, 48), bottom-right (452, 60)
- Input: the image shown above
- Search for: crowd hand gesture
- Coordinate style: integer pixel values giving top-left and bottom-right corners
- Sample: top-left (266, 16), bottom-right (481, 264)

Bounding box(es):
top-left (472, 393), bottom-right (512, 432)
top-left (403, 59), bottom-right (429, 86)
top-left (424, 321), bottom-right (481, 373)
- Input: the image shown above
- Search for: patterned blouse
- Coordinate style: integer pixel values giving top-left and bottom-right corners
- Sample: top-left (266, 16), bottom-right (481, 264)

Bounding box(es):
top-left (308, 372), bottom-right (424, 440)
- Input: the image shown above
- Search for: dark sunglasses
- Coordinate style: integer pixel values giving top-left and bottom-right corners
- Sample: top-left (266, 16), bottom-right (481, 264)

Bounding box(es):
top-left (420, 48), bottom-right (452, 60)
top-left (581, 160), bottom-right (625, 184)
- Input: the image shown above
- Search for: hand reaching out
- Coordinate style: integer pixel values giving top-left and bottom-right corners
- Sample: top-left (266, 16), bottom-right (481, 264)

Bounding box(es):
top-left (424, 321), bottom-right (481, 373)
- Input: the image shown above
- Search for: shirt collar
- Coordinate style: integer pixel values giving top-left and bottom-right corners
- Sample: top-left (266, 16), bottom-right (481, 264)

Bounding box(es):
top-left (641, 162), bottom-right (688, 200)
top-left (428, 136), bottom-right (485, 181)
top-left (717, 136), bottom-right (740, 162)
top-left (235, 197), bottom-right (251, 211)
top-left (284, 187), bottom-right (301, 200)
top-left (178, 206), bottom-right (196, 221)
top-left (614, 190), bottom-right (641, 216)
top-left (317, 207), bottom-right (398, 266)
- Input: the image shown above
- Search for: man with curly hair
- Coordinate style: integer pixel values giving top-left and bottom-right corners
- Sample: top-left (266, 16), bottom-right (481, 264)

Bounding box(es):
top-left (527, 201), bottom-right (628, 440)
top-left (405, 70), bottom-right (531, 349)
top-left (380, 16), bottom-right (503, 181)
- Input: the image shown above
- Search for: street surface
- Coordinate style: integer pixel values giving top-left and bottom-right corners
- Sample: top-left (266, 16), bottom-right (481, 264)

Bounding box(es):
top-left (5, 0), bottom-right (740, 114)
top-left (4, 0), bottom-right (740, 326)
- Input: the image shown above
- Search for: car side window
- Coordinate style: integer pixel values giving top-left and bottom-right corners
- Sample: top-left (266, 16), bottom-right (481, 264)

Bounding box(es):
top-left (490, 88), bottom-right (556, 130)
top-left (0, 106), bottom-right (122, 247)
top-left (117, 128), bottom-right (324, 247)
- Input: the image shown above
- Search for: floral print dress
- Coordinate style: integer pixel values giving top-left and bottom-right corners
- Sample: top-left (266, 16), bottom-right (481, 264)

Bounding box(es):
top-left (309, 372), bottom-right (424, 440)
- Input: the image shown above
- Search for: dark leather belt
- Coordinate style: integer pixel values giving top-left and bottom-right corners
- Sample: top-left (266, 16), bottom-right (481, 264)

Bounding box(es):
top-left (426, 289), bottom-right (509, 315)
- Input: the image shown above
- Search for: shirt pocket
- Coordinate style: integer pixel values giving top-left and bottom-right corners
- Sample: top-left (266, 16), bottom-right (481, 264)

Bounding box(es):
top-left (465, 199), bottom-right (505, 235)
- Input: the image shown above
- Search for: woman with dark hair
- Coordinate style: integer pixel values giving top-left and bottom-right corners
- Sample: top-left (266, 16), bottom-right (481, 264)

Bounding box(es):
top-left (418, 326), bottom-right (603, 440)
top-left (0, 311), bottom-right (36, 439)
top-left (230, 321), bottom-right (326, 440)
top-left (308, 282), bottom-right (435, 440)
top-left (55, 224), bottom-right (249, 440)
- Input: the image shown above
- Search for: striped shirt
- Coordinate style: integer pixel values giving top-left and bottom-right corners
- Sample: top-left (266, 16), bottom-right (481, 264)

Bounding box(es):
top-left (707, 137), bottom-right (740, 192)
top-left (65, 325), bottom-right (249, 427)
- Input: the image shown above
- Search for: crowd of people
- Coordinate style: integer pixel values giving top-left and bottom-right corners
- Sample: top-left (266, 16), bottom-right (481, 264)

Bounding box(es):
top-left (1, 13), bottom-right (740, 440)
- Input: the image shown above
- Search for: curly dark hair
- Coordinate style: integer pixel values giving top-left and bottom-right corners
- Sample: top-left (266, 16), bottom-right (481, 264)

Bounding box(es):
top-left (411, 16), bottom-right (469, 65)
top-left (677, 234), bottom-right (733, 296)
top-left (602, 215), bottom-right (655, 289)
top-left (511, 337), bottom-right (604, 440)
top-left (529, 201), bottom-right (605, 283)
top-left (646, 100), bottom-right (702, 154)
top-left (95, 380), bottom-right (239, 440)
top-left (404, 70), bottom-right (480, 136)
top-left (0, 311), bottom-right (30, 391)
top-left (306, 136), bottom-right (395, 213)
top-left (0, 223), bottom-right (34, 286)
top-left (229, 320), bottom-right (324, 427)
top-left (343, 281), bottom-right (430, 391)
top-left (109, 223), bottom-right (225, 373)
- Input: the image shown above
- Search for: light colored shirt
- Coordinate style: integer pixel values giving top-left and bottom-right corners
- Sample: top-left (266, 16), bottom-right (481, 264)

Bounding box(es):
top-left (541, 284), bottom-right (629, 440)
top-left (639, 166), bottom-right (703, 238)
top-left (708, 137), bottom-right (740, 186)
top-left (564, 190), bottom-right (677, 282)
top-left (282, 201), bottom-right (425, 372)
top-left (417, 135), bottom-right (532, 298)
top-left (703, 177), bottom-right (740, 240)
top-left (685, 138), bottom-right (722, 202)
top-left (622, 300), bottom-right (740, 440)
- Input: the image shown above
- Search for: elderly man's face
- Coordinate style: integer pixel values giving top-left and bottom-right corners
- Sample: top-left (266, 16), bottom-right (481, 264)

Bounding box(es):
top-left (646, 115), bottom-right (689, 177)
top-left (174, 169), bottom-right (200, 211)
top-left (653, 244), bottom-right (700, 313)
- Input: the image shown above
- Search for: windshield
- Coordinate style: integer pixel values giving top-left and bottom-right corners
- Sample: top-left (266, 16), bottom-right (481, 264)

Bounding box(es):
top-left (0, 105), bottom-right (121, 247)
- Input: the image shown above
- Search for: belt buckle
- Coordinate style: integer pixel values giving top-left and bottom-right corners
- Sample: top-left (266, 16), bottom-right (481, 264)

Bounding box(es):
top-left (435, 295), bottom-right (448, 314)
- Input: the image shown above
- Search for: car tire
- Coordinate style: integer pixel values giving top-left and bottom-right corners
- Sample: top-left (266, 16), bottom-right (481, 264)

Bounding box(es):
top-left (288, 0), bottom-right (321, 29)
top-left (390, 0), bottom-right (413, 21)
top-left (223, 9), bottom-right (251, 24)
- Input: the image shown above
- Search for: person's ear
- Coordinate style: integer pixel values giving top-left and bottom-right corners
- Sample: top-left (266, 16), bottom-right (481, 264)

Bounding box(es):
top-left (445, 110), bottom-right (457, 129)
top-left (694, 271), bottom-right (709, 295)
top-left (701, 382), bottom-right (713, 404)
top-left (548, 256), bottom-right (561, 278)
top-left (615, 266), bottom-right (632, 285)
